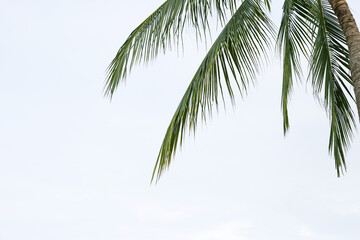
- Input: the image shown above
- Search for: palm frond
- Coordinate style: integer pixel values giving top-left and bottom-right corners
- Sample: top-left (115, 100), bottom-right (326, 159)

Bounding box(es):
top-left (263, 0), bottom-right (271, 11)
top-left (105, 0), bottom-right (238, 98)
top-left (152, 0), bottom-right (274, 182)
top-left (277, 0), bottom-right (314, 134)
top-left (309, 0), bottom-right (355, 176)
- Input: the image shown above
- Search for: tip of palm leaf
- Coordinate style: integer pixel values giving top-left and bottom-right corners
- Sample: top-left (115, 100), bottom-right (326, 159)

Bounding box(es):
top-left (283, 125), bottom-right (289, 136)
top-left (336, 165), bottom-right (347, 177)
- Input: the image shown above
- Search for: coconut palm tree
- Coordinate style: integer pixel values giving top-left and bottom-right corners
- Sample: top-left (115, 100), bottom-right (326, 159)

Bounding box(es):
top-left (278, 0), bottom-right (356, 177)
top-left (328, 0), bottom-right (360, 126)
top-left (105, 0), bottom-right (358, 181)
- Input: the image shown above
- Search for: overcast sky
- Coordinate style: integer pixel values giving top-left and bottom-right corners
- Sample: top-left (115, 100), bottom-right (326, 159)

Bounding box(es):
top-left (1, 0), bottom-right (360, 239)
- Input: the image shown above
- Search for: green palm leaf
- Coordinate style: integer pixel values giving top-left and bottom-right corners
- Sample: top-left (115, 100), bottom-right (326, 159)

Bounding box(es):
top-left (277, 0), bottom-right (314, 134)
top-left (152, 0), bottom-right (274, 182)
top-left (309, 0), bottom-right (355, 176)
top-left (105, 0), bottom-right (238, 97)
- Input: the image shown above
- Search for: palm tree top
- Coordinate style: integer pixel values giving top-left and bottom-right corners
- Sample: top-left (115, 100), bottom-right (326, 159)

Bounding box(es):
top-left (105, 0), bottom-right (356, 182)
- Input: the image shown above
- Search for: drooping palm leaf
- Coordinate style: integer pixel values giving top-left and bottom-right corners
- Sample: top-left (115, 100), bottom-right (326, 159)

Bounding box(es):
top-left (277, 0), bottom-right (314, 134)
top-left (152, 0), bottom-right (274, 182)
top-left (309, 0), bottom-right (355, 175)
top-left (105, 0), bottom-right (238, 97)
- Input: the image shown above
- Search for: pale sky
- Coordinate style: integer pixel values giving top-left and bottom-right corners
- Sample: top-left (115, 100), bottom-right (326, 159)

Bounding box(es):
top-left (1, 0), bottom-right (360, 240)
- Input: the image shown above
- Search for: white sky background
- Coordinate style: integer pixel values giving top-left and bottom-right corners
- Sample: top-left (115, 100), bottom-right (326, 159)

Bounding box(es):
top-left (1, 0), bottom-right (360, 239)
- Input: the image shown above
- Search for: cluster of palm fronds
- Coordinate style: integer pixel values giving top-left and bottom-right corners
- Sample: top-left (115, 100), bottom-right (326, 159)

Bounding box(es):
top-left (105, 0), bottom-right (356, 181)
top-left (277, 0), bottom-right (355, 176)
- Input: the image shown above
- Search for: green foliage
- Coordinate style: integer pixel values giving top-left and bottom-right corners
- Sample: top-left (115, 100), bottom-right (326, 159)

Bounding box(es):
top-left (278, 0), bottom-right (355, 176)
top-left (308, 0), bottom-right (355, 175)
top-left (105, 0), bottom-right (238, 97)
top-left (106, 0), bottom-right (356, 181)
top-left (152, 0), bottom-right (274, 181)
top-left (277, 0), bottom-right (313, 134)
